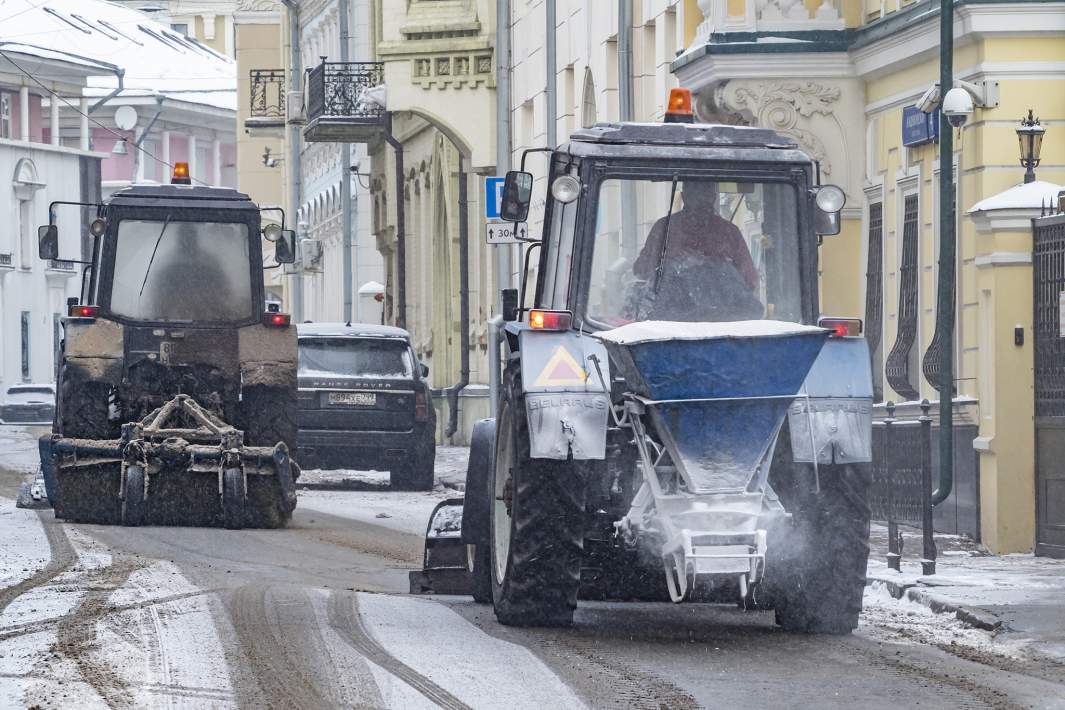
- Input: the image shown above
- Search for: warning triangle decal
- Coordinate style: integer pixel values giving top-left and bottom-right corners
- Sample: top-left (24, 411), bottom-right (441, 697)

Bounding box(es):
top-left (534, 346), bottom-right (588, 387)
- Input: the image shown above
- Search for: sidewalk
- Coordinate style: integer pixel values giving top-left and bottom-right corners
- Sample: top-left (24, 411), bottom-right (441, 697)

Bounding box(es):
top-left (866, 524), bottom-right (1065, 663)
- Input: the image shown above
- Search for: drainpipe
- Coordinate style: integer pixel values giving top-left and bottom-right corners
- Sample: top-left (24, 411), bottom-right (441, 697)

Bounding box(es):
top-left (618, 0), bottom-right (637, 258)
top-left (382, 113), bottom-right (406, 330)
top-left (281, 0), bottom-right (303, 322)
top-left (340, 0), bottom-right (354, 322)
top-left (495, 0), bottom-right (512, 295)
top-left (932, 0), bottom-right (955, 506)
top-left (88, 69), bottom-right (125, 114)
top-left (545, 0), bottom-right (557, 148)
top-left (446, 155), bottom-right (471, 439)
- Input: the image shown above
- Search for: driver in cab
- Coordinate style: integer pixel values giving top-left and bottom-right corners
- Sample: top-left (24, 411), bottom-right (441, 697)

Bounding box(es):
top-left (628, 181), bottom-right (763, 321)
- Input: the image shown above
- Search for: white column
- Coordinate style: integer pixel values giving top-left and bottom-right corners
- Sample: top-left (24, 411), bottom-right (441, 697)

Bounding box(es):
top-left (161, 129), bottom-right (171, 167)
top-left (79, 97), bottom-right (90, 150)
top-left (212, 137), bottom-right (222, 186)
top-left (19, 86), bottom-right (29, 141)
top-left (188, 134), bottom-right (198, 182)
top-left (50, 92), bottom-right (60, 146)
top-left (223, 14), bottom-right (235, 58)
top-left (134, 127), bottom-right (146, 182)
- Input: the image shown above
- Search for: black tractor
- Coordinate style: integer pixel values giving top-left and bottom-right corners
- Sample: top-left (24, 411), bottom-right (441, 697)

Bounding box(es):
top-left (38, 166), bottom-right (301, 528)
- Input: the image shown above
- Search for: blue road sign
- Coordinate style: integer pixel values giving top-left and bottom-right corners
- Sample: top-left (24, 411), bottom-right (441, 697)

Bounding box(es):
top-left (484, 176), bottom-right (505, 220)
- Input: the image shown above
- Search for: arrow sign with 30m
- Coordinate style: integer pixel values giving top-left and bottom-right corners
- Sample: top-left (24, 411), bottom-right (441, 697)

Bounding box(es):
top-left (485, 221), bottom-right (528, 245)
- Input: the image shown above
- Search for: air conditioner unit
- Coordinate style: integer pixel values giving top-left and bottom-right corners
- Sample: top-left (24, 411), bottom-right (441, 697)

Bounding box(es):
top-left (300, 239), bottom-right (322, 271)
top-left (287, 90), bottom-right (305, 125)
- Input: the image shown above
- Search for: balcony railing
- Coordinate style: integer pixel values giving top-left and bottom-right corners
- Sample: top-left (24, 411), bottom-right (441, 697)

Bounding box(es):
top-left (250, 69), bottom-right (286, 119)
top-left (307, 61), bottom-right (384, 120)
top-left (0, 252), bottom-right (12, 267)
top-left (47, 259), bottom-right (75, 272)
top-left (304, 61), bottom-right (385, 143)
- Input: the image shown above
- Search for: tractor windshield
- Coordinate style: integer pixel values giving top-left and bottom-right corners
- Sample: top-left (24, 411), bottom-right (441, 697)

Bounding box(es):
top-left (108, 219), bottom-right (254, 323)
top-left (587, 178), bottom-right (803, 326)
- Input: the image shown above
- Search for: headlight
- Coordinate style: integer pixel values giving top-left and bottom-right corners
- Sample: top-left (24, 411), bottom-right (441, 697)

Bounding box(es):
top-left (551, 175), bottom-right (581, 204)
top-left (815, 185), bottom-right (846, 213)
top-left (263, 223), bottom-right (283, 242)
top-left (89, 218), bottom-right (107, 238)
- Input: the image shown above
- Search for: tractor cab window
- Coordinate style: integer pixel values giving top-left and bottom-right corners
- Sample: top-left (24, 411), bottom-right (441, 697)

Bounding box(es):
top-left (587, 178), bottom-right (802, 326)
top-left (108, 219), bottom-right (254, 322)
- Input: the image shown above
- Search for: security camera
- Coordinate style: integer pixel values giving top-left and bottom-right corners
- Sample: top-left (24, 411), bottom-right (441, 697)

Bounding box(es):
top-left (941, 87), bottom-right (974, 128)
top-left (916, 82), bottom-right (940, 114)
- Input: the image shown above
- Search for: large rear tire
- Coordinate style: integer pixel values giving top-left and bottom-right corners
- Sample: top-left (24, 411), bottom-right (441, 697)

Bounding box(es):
top-left (490, 381), bottom-right (585, 627)
top-left (469, 543), bottom-right (492, 603)
top-left (767, 432), bottom-right (871, 634)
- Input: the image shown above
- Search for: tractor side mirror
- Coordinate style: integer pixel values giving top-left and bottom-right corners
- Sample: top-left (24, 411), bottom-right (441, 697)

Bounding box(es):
top-left (814, 209), bottom-right (841, 236)
top-left (38, 225), bottom-right (59, 260)
top-left (500, 171), bottom-right (533, 222)
top-left (420, 362), bottom-right (430, 378)
top-left (274, 229), bottom-right (297, 264)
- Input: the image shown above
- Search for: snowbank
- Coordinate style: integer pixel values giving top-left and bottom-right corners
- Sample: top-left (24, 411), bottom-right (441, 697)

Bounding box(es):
top-left (594, 319), bottom-right (825, 345)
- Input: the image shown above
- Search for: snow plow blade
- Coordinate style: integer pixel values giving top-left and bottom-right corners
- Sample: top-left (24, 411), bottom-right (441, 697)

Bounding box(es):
top-left (43, 394), bottom-right (297, 528)
top-left (409, 498), bottom-right (471, 595)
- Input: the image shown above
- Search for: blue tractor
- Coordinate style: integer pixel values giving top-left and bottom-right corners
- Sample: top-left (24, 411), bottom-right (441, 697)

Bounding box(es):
top-left (413, 92), bottom-right (874, 634)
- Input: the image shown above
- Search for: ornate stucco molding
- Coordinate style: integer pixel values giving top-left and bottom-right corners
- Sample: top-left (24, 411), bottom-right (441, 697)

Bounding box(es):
top-left (712, 80), bottom-right (840, 175)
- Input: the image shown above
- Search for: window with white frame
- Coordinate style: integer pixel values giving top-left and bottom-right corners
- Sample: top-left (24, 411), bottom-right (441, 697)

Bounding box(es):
top-left (0, 93), bottom-right (12, 139)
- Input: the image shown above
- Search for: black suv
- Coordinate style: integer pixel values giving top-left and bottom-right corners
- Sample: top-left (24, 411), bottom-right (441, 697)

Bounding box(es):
top-left (296, 323), bottom-right (436, 490)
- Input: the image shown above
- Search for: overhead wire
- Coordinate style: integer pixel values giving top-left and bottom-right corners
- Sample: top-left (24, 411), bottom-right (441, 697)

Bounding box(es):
top-left (0, 45), bottom-right (212, 187)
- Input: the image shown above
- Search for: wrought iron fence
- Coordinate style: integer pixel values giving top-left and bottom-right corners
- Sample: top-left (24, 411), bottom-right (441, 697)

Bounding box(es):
top-left (1034, 215), bottom-right (1065, 417)
top-left (885, 194), bottom-right (920, 400)
top-left (306, 61), bottom-right (385, 121)
top-left (872, 400), bottom-right (937, 574)
top-left (250, 69), bottom-right (285, 119)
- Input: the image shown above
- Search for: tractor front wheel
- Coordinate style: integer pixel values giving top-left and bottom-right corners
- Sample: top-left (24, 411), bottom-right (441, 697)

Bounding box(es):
top-left (768, 453), bottom-right (871, 634)
top-left (489, 389), bottom-right (585, 627)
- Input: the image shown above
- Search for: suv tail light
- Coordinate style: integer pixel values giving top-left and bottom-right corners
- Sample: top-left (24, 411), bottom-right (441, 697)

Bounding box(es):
top-left (263, 312), bottom-right (291, 328)
top-left (415, 389), bottom-right (429, 422)
top-left (529, 309), bottom-right (572, 331)
top-left (819, 317), bottom-right (863, 338)
top-left (68, 304), bottom-right (99, 319)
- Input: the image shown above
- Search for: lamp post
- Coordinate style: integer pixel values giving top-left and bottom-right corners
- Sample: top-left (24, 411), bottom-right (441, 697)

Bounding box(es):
top-left (1017, 109), bottom-right (1045, 185)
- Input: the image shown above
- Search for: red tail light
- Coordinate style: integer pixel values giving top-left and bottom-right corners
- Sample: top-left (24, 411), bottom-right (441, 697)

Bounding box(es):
top-left (529, 309), bottom-right (573, 331)
top-left (263, 312), bottom-right (291, 328)
top-left (415, 389), bottom-right (429, 422)
top-left (819, 317), bottom-right (863, 338)
top-left (68, 304), bottom-right (99, 319)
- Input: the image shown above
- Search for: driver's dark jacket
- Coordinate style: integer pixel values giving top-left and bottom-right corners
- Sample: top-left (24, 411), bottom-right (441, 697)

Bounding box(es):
top-left (633, 210), bottom-right (759, 289)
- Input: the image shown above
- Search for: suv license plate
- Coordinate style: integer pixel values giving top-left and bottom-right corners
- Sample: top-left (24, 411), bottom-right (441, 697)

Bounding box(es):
top-left (329, 392), bottom-right (377, 406)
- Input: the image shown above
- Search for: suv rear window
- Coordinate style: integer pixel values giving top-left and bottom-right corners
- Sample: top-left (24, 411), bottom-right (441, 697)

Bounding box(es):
top-left (298, 338), bottom-right (414, 379)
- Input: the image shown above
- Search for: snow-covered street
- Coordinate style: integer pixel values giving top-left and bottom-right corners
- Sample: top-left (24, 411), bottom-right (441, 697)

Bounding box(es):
top-left (2, 425), bottom-right (1065, 709)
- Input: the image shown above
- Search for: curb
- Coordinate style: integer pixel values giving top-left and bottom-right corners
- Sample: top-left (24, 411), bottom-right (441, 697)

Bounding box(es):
top-left (867, 575), bottom-right (1004, 632)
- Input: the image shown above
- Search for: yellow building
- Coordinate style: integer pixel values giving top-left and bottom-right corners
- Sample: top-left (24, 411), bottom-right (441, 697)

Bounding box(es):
top-left (675, 0), bottom-right (1065, 554)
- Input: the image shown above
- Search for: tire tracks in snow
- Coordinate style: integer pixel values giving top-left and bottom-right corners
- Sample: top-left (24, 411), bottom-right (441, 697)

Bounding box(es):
top-left (223, 584), bottom-right (359, 710)
top-left (50, 555), bottom-right (143, 708)
top-left (326, 590), bottom-right (473, 710)
top-left (0, 512), bottom-right (75, 617)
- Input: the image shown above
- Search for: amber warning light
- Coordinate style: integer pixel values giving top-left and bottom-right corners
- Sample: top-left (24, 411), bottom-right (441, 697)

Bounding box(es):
top-left (529, 309), bottom-right (573, 331)
top-left (665, 88), bottom-right (694, 124)
top-left (171, 162), bottom-right (192, 185)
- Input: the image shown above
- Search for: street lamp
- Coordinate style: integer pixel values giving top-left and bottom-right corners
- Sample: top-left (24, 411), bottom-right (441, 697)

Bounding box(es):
top-left (1017, 109), bottom-right (1045, 184)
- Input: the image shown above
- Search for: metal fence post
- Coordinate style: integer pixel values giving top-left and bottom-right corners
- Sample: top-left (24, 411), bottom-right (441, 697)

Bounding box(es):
top-left (885, 400), bottom-right (902, 571)
top-left (920, 399), bottom-right (937, 575)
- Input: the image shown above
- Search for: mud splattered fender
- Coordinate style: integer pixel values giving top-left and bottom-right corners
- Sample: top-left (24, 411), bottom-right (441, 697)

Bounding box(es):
top-left (238, 323), bottom-right (297, 388)
top-left (62, 319), bottom-right (124, 382)
top-left (518, 328), bottom-right (610, 460)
